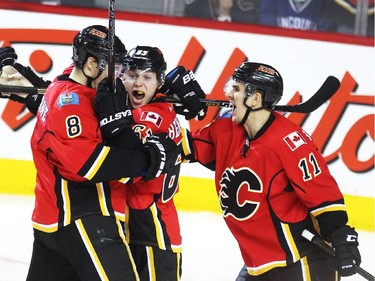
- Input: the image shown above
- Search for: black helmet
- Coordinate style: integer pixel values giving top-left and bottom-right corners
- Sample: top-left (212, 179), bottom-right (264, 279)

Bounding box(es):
top-left (122, 46), bottom-right (167, 83)
top-left (232, 62), bottom-right (283, 109)
top-left (72, 25), bottom-right (127, 72)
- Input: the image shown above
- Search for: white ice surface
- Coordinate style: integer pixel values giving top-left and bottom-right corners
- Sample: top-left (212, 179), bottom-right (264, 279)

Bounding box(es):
top-left (0, 194), bottom-right (373, 281)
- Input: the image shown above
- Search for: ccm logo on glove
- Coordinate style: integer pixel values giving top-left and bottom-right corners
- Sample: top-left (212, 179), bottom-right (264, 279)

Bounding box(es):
top-left (346, 235), bottom-right (357, 242)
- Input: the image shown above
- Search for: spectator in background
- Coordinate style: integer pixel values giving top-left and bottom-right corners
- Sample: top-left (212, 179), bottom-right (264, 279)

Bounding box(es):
top-left (184, 0), bottom-right (260, 23)
top-left (258, 0), bottom-right (335, 31)
top-left (184, 0), bottom-right (232, 21)
top-left (231, 0), bottom-right (261, 24)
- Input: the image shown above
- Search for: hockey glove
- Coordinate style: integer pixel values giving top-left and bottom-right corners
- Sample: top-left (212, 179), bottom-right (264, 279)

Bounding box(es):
top-left (0, 46), bottom-right (17, 71)
top-left (6, 93), bottom-right (44, 115)
top-left (142, 132), bottom-right (181, 181)
top-left (0, 62), bottom-right (49, 114)
top-left (95, 77), bottom-right (134, 139)
top-left (329, 225), bottom-right (361, 277)
top-left (162, 65), bottom-right (207, 120)
top-left (12, 62), bottom-right (51, 88)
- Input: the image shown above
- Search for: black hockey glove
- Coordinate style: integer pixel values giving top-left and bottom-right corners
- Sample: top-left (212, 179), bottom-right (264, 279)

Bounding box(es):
top-left (6, 93), bottom-right (44, 115)
top-left (328, 225), bottom-right (361, 277)
top-left (95, 77), bottom-right (134, 139)
top-left (12, 63), bottom-right (51, 88)
top-left (142, 132), bottom-right (181, 181)
top-left (161, 65), bottom-right (207, 120)
top-left (0, 62), bottom-right (50, 114)
top-left (0, 46), bottom-right (17, 71)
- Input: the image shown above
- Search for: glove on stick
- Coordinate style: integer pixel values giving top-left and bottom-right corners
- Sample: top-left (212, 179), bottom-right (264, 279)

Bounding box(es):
top-left (95, 77), bottom-right (134, 139)
top-left (162, 65), bottom-right (207, 120)
top-left (329, 226), bottom-right (361, 277)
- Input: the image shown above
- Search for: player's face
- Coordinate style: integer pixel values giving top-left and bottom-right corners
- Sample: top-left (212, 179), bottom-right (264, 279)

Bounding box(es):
top-left (224, 79), bottom-right (249, 124)
top-left (121, 68), bottom-right (159, 108)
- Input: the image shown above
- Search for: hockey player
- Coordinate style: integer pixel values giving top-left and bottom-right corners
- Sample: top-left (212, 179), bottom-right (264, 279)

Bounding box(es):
top-left (22, 25), bottom-right (181, 281)
top-left (115, 45), bottom-right (188, 280)
top-left (178, 62), bottom-right (361, 280)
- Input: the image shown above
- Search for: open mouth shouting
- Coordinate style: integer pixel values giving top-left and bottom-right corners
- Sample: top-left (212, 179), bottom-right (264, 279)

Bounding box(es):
top-left (130, 90), bottom-right (147, 108)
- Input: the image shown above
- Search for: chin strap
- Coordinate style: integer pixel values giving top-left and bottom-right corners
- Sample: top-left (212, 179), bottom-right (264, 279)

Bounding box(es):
top-left (239, 107), bottom-right (252, 125)
top-left (81, 68), bottom-right (102, 88)
top-left (239, 106), bottom-right (265, 125)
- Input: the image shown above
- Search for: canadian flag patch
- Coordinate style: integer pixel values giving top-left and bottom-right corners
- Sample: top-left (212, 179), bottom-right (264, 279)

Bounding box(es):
top-left (283, 131), bottom-right (306, 151)
top-left (140, 111), bottom-right (163, 128)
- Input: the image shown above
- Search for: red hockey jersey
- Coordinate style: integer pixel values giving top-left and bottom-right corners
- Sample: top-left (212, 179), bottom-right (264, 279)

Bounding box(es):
top-left (30, 76), bottom-right (149, 233)
top-left (124, 97), bottom-right (183, 252)
top-left (190, 111), bottom-right (346, 276)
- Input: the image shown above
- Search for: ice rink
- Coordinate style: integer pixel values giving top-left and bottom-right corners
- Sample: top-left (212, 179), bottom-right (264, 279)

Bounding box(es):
top-left (0, 194), bottom-right (374, 281)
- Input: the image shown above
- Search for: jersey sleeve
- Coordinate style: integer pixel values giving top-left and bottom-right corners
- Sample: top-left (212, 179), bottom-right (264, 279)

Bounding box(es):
top-left (274, 128), bottom-right (348, 235)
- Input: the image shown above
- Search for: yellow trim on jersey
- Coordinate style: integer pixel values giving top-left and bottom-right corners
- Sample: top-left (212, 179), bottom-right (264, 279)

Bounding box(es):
top-left (176, 252), bottom-right (181, 281)
top-left (125, 204), bottom-right (131, 244)
top-left (281, 223), bottom-right (300, 262)
top-left (115, 211), bottom-right (125, 222)
top-left (150, 203), bottom-right (166, 250)
top-left (171, 244), bottom-right (183, 253)
top-left (75, 219), bottom-right (109, 281)
top-left (146, 246), bottom-right (157, 281)
top-left (300, 256), bottom-right (311, 281)
top-left (118, 177), bottom-right (131, 184)
top-left (32, 221), bottom-right (58, 233)
top-left (115, 220), bottom-right (139, 281)
top-left (310, 204), bottom-right (346, 217)
top-left (61, 178), bottom-right (71, 226)
top-left (84, 146), bottom-right (111, 180)
top-left (181, 127), bottom-right (192, 163)
top-left (96, 183), bottom-right (110, 216)
top-left (247, 260), bottom-right (287, 276)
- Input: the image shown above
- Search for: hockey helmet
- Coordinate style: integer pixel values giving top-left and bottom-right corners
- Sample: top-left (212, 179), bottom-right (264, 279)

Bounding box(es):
top-left (72, 25), bottom-right (127, 72)
top-left (230, 62), bottom-right (283, 109)
top-left (121, 46), bottom-right (167, 83)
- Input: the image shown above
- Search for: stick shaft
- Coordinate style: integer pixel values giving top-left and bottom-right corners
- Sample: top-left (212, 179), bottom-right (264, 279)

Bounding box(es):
top-left (0, 75), bottom-right (340, 114)
top-left (107, 0), bottom-right (116, 91)
top-left (0, 85), bottom-right (43, 95)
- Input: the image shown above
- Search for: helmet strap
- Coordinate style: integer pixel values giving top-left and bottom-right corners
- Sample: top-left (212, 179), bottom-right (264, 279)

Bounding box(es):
top-left (81, 67), bottom-right (102, 88)
top-left (240, 94), bottom-right (254, 125)
top-left (239, 107), bottom-right (252, 125)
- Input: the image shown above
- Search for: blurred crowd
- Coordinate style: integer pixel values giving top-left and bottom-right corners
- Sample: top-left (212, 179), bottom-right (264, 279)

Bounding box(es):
top-left (183, 0), bottom-right (374, 37)
top-left (7, 0), bottom-right (375, 37)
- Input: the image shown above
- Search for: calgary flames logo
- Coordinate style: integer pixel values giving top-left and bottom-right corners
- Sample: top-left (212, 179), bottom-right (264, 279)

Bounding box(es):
top-left (219, 167), bottom-right (263, 221)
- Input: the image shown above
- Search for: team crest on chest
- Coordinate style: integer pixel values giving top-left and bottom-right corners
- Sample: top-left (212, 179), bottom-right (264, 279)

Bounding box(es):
top-left (219, 167), bottom-right (263, 221)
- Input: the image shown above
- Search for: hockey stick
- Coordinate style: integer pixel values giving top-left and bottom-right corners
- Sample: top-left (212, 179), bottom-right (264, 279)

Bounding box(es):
top-left (0, 76), bottom-right (340, 113)
top-left (0, 85), bottom-right (44, 96)
top-left (165, 75), bottom-right (340, 113)
top-left (107, 0), bottom-right (116, 92)
top-left (302, 229), bottom-right (374, 281)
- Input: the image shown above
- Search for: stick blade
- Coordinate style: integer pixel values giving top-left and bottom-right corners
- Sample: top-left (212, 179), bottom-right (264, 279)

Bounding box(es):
top-left (275, 76), bottom-right (341, 113)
